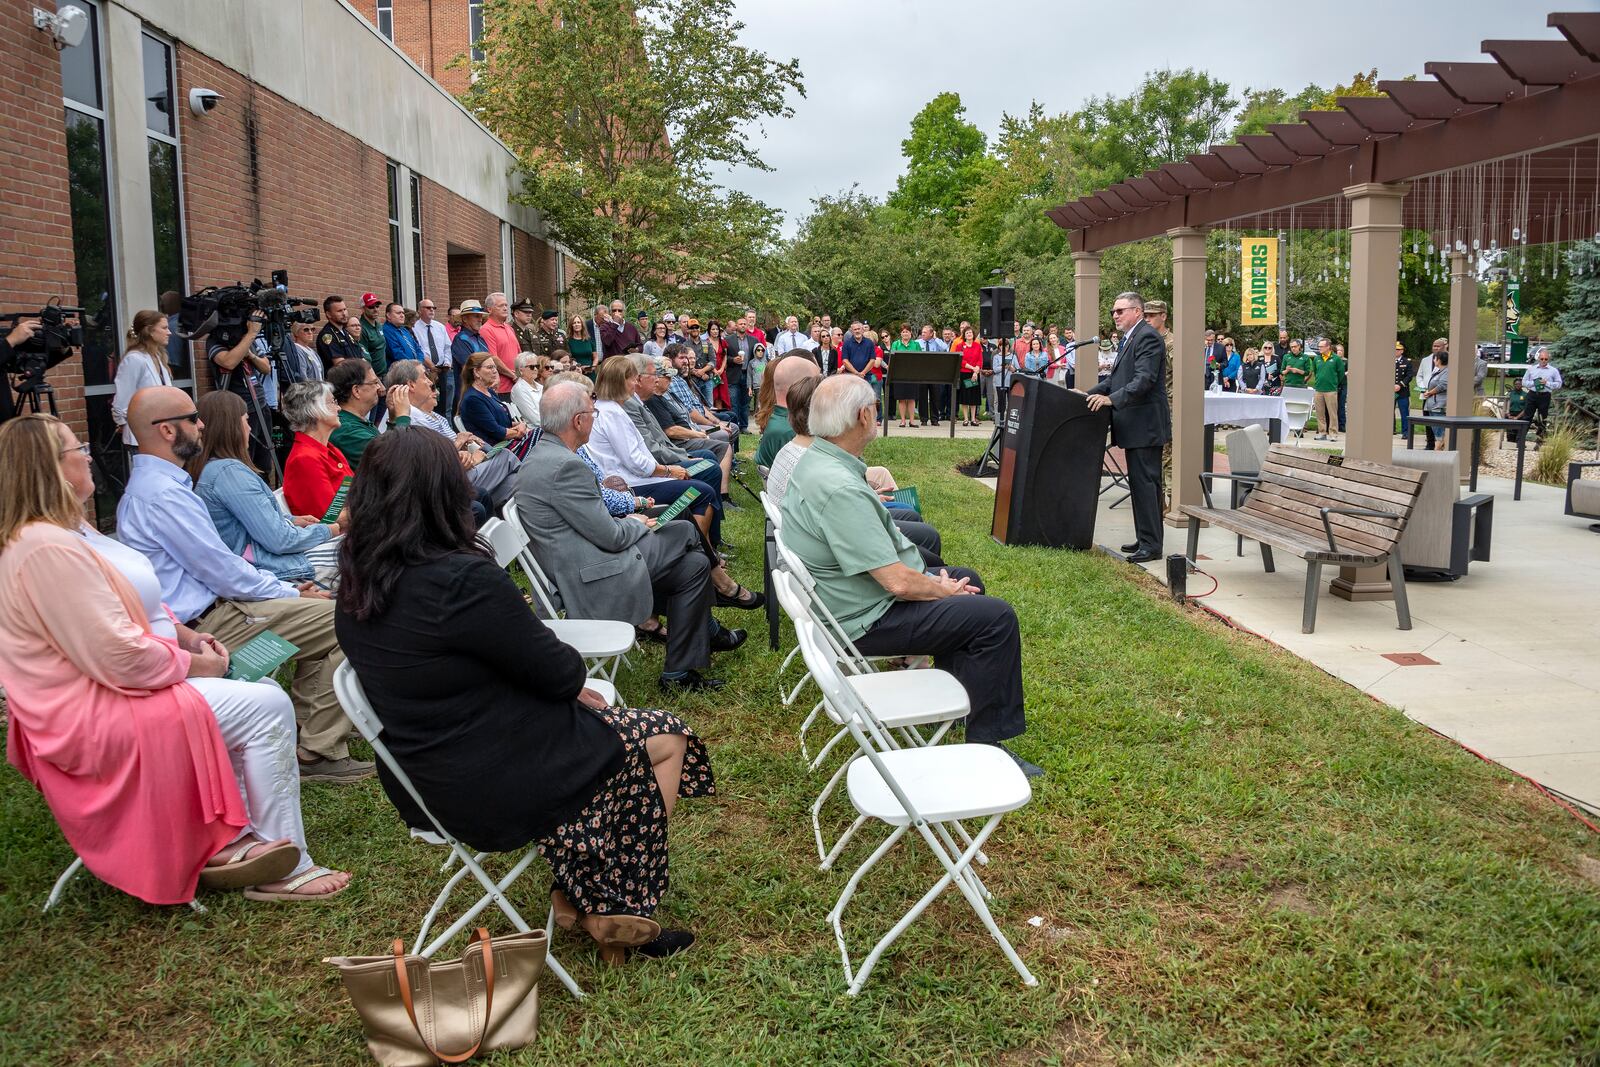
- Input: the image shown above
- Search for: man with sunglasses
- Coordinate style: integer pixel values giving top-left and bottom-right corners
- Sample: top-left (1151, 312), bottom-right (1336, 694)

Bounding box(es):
top-left (1079, 291), bottom-right (1170, 563)
top-left (117, 386), bottom-right (372, 784)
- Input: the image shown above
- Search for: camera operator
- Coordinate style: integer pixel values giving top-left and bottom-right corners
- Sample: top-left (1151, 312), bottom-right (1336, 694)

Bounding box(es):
top-left (0, 318), bottom-right (40, 424)
top-left (207, 313), bottom-right (274, 471)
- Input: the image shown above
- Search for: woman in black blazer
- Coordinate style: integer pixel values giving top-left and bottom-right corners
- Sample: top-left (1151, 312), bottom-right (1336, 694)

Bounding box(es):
top-left (334, 428), bottom-right (711, 962)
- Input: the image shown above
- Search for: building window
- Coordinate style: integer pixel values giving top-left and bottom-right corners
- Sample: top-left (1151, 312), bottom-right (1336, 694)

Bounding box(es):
top-left (376, 0), bottom-right (393, 41)
top-left (469, 1), bottom-right (485, 61)
top-left (142, 30), bottom-right (188, 384)
top-left (409, 173), bottom-right (423, 301)
top-left (387, 162), bottom-right (403, 303)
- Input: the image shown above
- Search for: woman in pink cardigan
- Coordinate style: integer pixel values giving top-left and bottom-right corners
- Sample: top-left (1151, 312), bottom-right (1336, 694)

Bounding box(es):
top-left (0, 415), bottom-right (350, 904)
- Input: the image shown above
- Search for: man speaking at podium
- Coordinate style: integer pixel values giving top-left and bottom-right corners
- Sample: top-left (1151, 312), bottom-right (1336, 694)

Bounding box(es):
top-left (1080, 292), bottom-right (1170, 563)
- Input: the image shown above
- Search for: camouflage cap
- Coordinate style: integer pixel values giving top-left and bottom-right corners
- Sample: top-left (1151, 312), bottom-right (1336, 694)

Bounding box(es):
top-left (1144, 300), bottom-right (1168, 314)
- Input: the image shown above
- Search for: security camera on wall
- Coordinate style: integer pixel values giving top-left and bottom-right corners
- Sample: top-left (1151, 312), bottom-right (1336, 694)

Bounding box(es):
top-left (188, 88), bottom-right (222, 116)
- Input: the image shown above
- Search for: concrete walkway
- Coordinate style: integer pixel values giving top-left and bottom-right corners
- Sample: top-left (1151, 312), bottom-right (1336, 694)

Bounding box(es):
top-left (970, 453), bottom-right (1599, 814)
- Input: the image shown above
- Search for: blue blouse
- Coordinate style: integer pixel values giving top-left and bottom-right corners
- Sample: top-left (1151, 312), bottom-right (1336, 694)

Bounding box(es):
top-left (194, 457), bottom-right (332, 581)
top-left (460, 387), bottom-right (513, 443)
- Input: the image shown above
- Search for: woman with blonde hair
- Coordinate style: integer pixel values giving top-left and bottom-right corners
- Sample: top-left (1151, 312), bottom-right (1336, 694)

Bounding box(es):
top-left (0, 414), bottom-right (350, 904)
top-left (111, 309), bottom-right (175, 445)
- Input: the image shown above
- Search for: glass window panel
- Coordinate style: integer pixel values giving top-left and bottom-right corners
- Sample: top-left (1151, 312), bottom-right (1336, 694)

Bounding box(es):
top-left (386, 162), bottom-right (399, 224)
top-left (148, 139), bottom-right (183, 297)
top-left (141, 33), bottom-right (173, 136)
top-left (412, 234), bottom-right (423, 301)
top-left (60, 1), bottom-right (102, 108)
top-left (378, 9), bottom-right (393, 41)
top-left (410, 173), bottom-right (421, 229)
top-left (65, 110), bottom-right (116, 390)
top-left (469, 2), bottom-right (485, 62)
top-left (85, 394), bottom-right (126, 531)
top-left (390, 228), bottom-right (403, 305)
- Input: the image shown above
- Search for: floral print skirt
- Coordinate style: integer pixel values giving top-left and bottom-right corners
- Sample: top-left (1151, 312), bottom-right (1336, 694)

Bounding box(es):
top-left (536, 705), bottom-right (714, 918)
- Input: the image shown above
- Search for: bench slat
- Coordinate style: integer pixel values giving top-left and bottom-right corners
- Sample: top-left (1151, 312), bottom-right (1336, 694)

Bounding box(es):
top-left (1180, 507), bottom-right (1385, 563)
top-left (1242, 495), bottom-right (1397, 554)
top-left (1266, 446), bottom-right (1427, 490)
top-left (1260, 464), bottom-right (1418, 510)
top-left (1263, 484), bottom-right (1407, 541)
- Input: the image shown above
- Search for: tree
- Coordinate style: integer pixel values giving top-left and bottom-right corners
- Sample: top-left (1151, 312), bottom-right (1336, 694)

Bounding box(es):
top-left (1553, 240), bottom-right (1600, 420)
top-left (462, 0), bottom-right (800, 301)
top-left (887, 92), bottom-right (996, 221)
top-left (1231, 85), bottom-right (1327, 139)
top-left (1063, 70), bottom-right (1236, 196)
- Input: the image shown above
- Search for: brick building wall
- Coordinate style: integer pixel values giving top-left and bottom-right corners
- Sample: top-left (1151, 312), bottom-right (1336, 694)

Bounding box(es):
top-left (351, 0), bottom-right (475, 97)
top-left (1, 3), bottom-right (86, 430)
top-left (419, 175), bottom-right (502, 310)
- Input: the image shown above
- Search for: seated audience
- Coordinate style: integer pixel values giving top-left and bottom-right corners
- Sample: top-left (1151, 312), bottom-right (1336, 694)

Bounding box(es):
top-left (328, 357), bottom-right (409, 470)
top-left (459, 351), bottom-right (533, 458)
top-left (388, 358), bottom-right (519, 511)
top-left (510, 353), bottom-right (551, 427)
top-left (647, 354), bottom-right (730, 464)
top-left (586, 355), bottom-right (725, 549)
top-left (667, 344), bottom-right (738, 443)
top-left (335, 428), bottom-right (709, 960)
top-left (0, 414), bottom-right (350, 903)
top-left (780, 376), bottom-right (1037, 776)
top-left (116, 387), bottom-right (371, 783)
top-left (624, 354), bottom-right (730, 497)
top-left (190, 390), bottom-right (341, 586)
top-left (766, 375), bottom-right (943, 566)
top-left (281, 381), bottom-right (354, 522)
top-left (516, 383), bottom-right (762, 694)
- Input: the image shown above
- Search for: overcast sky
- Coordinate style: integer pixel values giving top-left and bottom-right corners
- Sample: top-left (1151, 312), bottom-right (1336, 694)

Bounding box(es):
top-left (710, 0), bottom-right (1600, 237)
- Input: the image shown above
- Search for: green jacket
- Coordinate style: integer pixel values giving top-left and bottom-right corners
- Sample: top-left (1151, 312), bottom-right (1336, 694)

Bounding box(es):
top-left (1311, 354), bottom-right (1346, 392)
top-left (1279, 352), bottom-right (1314, 388)
top-left (331, 408), bottom-right (408, 471)
top-left (754, 406), bottom-right (792, 469)
top-left (357, 316), bottom-right (388, 374)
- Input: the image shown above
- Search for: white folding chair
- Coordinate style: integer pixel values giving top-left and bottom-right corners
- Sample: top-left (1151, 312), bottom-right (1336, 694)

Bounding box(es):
top-left (480, 515), bottom-right (634, 698)
top-left (793, 618), bottom-right (1036, 996)
top-left (332, 662), bottom-right (584, 999)
top-left (758, 492), bottom-right (806, 705)
top-left (1281, 387), bottom-right (1315, 439)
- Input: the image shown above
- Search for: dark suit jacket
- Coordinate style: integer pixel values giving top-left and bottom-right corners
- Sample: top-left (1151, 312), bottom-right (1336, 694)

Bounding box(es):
top-left (1087, 320), bottom-right (1170, 449)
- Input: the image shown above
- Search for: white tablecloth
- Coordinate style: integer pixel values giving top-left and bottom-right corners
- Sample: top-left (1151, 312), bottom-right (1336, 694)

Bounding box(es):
top-left (1204, 392), bottom-right (1288, 430)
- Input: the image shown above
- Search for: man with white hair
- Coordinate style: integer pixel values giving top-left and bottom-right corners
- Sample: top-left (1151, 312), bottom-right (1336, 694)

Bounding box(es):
top-left (780, 376), bottom-right (1037, 776)
top-left (479, 292), bottom-right (521, 397)
top-left (774, 315), bottom-right (812, 354)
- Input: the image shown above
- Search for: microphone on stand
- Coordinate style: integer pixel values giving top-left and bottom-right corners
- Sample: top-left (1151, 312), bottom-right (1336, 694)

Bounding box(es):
top-left (1037, 337), bottom-right (1100, 378)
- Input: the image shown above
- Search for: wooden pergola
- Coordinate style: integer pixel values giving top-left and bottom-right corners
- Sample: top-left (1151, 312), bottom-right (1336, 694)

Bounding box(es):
top-left (1047, 11), bottom-right (1600, 603)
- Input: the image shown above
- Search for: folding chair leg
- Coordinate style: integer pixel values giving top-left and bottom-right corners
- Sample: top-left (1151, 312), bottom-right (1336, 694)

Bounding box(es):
top-left (829, 824), bottom-right (908, 990)
top-left (776, 646), bottom-right (802, 704)
top-left (797, 699), bottom-right (825, 762)
top-left (784, 668), bottom-right (815, 711)
top-left (543, 902), bottom-right (586, 1000)
top-left (930, 818), bottom-right (1037, 990)
top-left (43, 857), bottom-right (84, 913)
top-left (419, 850), bottom-right (541, 958)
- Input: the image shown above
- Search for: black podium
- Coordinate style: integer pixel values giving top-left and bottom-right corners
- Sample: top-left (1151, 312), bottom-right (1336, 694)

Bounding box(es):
top-left (883, 350), bottom-right (961, 438)
top-left (991, 377), bottom-right (1109, 549)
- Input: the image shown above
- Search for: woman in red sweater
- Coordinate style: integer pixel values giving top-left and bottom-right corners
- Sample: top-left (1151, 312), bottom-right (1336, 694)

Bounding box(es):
top-left (957, 325), bottom-right (984, 426)
top-left (280, 381), bottom-right (353, 522)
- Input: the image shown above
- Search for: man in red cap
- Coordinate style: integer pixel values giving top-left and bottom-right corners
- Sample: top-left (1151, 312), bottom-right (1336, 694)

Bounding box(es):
top-left (356, 292), bottom-right (389, 376)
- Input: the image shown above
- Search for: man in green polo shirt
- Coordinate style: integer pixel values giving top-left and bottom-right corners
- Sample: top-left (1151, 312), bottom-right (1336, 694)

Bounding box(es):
top-left (755, 354), bottom-right (817, 468)
top-left (327, 358), bottom-right (409, 470)
top-left (780, 375), bottom-right (1037, 776)
top-left (1279, 338), bottom-right (1313, 391)
top-left (1310, 337), bottom-right (1346, 439)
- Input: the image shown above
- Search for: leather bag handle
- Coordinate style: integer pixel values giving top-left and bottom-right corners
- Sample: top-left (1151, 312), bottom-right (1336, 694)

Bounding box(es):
top-left (391, 928), bottom-right (496, 1064)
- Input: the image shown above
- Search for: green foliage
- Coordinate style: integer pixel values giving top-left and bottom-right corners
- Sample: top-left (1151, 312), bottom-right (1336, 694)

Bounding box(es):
top-left (887, 92), bottom-right (997, 222)
top-left (1062, 69), bottom-right (1237, 196)
top-left (1553, 240), bottom-right (1600, 419)
top-left (461, 0), bottom-right (800, 302)
top-left (1231, 84), bottom-right (1327, 139)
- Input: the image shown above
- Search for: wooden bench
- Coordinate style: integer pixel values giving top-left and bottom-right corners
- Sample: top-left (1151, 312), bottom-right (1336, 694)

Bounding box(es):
top-left (1179, 444), bottom-right (1428, 633)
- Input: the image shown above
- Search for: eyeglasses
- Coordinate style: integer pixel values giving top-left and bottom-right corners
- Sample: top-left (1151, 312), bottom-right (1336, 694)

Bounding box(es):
top-left (59, 441), bottom-right (91, 456)
top-left (1111, 306), bottom-right (1137, 316)
top-left (149, 411), bottom-right (201, 426)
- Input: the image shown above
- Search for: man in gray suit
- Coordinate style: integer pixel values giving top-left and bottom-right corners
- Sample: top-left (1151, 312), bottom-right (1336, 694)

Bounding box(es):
top-left (513, 381), bottom-right (743, 694)
top-left (1082, 291), bottom-right (1171, 563)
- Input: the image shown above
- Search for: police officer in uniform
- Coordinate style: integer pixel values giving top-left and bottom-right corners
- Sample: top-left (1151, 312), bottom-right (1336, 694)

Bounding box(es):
top-left (315, 295), bottom-right (364, 373)
top-left (530, 308), bottom-right (566, 358)
top-left (510, 298), bottom-right (539, 353)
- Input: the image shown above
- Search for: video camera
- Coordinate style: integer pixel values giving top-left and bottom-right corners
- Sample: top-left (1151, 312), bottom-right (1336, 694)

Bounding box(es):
top-left (1, 300), bottom-right (84, 384)
top-left (179, 269), bottom-right (319, 344)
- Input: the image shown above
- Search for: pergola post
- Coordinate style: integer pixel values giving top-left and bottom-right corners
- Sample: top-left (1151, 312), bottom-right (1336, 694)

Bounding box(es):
top-left (1446, 251), bottom-right (1478, 481)
top-left (1167, 226), bottom-right (1207, 525)
top-left (1331, 181), bottom-right (1408, 604)
top-left (1072, 251), bottom-right (1101, 391)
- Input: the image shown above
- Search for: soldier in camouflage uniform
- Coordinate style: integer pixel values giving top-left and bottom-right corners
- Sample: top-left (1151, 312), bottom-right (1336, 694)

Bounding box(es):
top-left (529, 308), bottom-right (566, 358)
top-left (1144, 300), bottom-right (1176, 510)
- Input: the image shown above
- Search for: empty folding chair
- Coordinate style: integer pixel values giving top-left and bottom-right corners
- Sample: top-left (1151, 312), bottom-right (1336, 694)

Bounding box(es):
top-left (792, 618), bottom-right (1036, 996)
top-left (480, 514), bottom-right (635, 698)
top-left (332, 662), bottom-right (584, 999)
top-left (758, 492), bottom-right (807, 704)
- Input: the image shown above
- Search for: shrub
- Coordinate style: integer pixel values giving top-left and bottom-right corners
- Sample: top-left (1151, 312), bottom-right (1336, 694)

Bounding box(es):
top-left (1531, 422), bottom-right (1577, 486)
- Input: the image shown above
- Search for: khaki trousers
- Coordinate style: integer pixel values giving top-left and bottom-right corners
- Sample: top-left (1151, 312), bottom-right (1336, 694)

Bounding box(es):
top-left (1314, 390), bottom-right (1340, 434)
top-left (197, 597), bottom-right (351, 761)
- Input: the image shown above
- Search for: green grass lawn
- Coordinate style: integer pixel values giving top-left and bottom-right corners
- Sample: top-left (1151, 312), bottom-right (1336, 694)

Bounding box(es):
top-left (2, 437), bottom-right (1597, 1065)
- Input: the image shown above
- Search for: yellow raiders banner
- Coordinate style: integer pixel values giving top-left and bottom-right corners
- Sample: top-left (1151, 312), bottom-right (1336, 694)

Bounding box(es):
top-left (1240, 236), bottom-right (1278, 326)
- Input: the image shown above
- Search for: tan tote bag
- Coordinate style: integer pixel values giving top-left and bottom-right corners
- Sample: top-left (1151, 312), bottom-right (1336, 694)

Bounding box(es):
top-left (325, 928), bottom-right (545, 1066)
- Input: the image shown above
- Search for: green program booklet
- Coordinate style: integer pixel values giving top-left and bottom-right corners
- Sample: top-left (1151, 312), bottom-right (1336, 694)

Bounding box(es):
top-left (685, 458), bottom-right (717, 479)
top-left (223, 630), bottom-right (299, 682)
top-left (650, 486), bottom-right (702, 529)
top-left (887, 485), bottom-right (921, 513)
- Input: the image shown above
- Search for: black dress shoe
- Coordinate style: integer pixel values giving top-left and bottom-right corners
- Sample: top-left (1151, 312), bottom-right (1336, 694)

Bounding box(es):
top-left (1120, 542), bottom-right (1140, 554)
top-left (635, 928), bottom-right (695, 958)
top-left (710, 626), bottom-right (748, 653)
top-left (1126, 549), bottom-right (1162, 564)
top-left (659, 670), bottom-right (726, 693)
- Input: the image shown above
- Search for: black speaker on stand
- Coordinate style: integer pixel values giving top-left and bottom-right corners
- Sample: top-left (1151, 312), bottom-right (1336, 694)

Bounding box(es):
top-left (979, 286), bottom-right (1016, 342)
